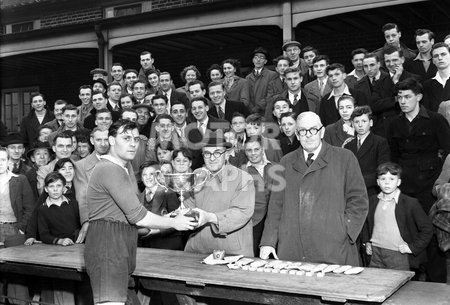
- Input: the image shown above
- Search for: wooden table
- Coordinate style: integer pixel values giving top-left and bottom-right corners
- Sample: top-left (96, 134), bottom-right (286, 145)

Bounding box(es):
top-left (0, 244), bottom-right (442, 304)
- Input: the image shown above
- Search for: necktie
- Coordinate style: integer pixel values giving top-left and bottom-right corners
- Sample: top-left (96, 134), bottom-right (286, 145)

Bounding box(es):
top-left (255, 70), bottom-right (260, 77)
top-left (12, 162), bottom-right (19, 174)
top-left (218, 106), bottom-right (225, 119)
top-left (319, 80), bottom-right (324, 98)
top-left (146, 190), bottom-right (153, 203)
top-left (357, 138), bottom-right (362, 151)
top-left (293, 94), bottom-right (299, 105)
top-left (114, 105), bottom-right (119, 111)
top-left (305, 153), bottom-right (314, 167)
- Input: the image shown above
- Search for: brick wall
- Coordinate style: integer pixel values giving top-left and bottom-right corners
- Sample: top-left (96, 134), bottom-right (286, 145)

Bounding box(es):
top-left (152, 0), bottom-right (214, 10)
top-left (41, 8), bottom-right (102, 28)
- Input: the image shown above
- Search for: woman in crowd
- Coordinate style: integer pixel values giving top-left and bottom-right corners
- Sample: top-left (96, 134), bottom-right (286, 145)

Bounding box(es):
top-left (206, 64), bottom-right (224, 83)
top-left (222, 58), bottom-right (250, 108)
top-left (120, 94), bottom-right (136, 109)
top-left (177, 65), bottom-right (201, 100)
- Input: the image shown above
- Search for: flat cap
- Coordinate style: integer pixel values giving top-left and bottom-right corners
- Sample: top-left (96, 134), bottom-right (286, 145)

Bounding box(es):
top-left (282, 40), bottom-right (302, 51)
top-left (90, 68), bottom-right (108, 76)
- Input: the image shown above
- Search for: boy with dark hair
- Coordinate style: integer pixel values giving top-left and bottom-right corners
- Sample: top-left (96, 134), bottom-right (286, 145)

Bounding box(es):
top-left (245, 113), bottom-right (282, 163)
top-left (344, 105), bottom-right (390, 196)
top-left (363, 162), bottom-right (433, 272)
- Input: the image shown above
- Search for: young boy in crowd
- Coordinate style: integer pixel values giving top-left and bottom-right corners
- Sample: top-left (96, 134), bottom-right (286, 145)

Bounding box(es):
top-left (245, 113), bottom-right (282, 163)
top-left (37, 171), bottom-right (80, 305)
top-left (343, 105), bottom-right (390, 197)
top-left (155, 141), bottom-right (174, 163)
top-left (230, 112), bottom-right (247, 150)
top-left (37, 171), bottom-right (80, 246)
top-left (363, 162), bottom-right (433, 272)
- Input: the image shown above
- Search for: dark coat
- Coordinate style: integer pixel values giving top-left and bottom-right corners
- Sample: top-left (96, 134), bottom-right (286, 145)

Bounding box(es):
top-left (343, 132), bottom-right (391, 196)
top-left (138, 187), bottom-right (182, 250)
top-left (279, 135), bottom-right (300, 156)
top-left (369, 70), bottom-right (421, 137)
top-left (265, 76), bottom-right (288, 116)
top-left (363, 193), bottom-right (433, 269)
top-left (323, 119), bottom-right (353, 147)
top-left (404, 57), bottom-right (437, 82)
top-left (20, 110), bottom-right (55, 147)
top-left (423, 78), bottom-right (450, 112)
top-left (319, 87), bottom-right (368, 127)
top-left (208, 99), bottom-right (249, 123)
top-left (260, 142), bottom-right (369, 265)
top-left (9, 174), bottom-right (35, 232)
top-left (246, 68), bottom-right (278, 114)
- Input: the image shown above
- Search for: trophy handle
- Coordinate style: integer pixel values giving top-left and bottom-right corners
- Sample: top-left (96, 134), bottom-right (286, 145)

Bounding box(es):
top-left (154, 170), bottom-right (169, 191)
top-left (192, 168), bottom-right (210, 191)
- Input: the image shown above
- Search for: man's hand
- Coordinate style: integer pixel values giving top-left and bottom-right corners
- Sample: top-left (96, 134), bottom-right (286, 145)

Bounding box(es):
top-left (192, 208), bottom-right (217, 227)
top-left (259, 246), bottom-right (279, 260)
top-left (24, 238), bottom-right (41, 246)
top-left (365, 242), bottom-right (372, 255)
top-left (57, 238), bottom-right (74, 246)
top-left (399, 243), bottom-right (412, 254)
top-left (76, 222), bottom-right (89, 243)
top-left (392, 65), bottom-right (403, 84)
top-left (171, 213), bottom-right (198, 231)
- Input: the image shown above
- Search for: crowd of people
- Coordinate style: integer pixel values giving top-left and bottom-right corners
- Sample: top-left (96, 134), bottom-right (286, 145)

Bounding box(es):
top-left (0, 22), bottom-right (450, 305)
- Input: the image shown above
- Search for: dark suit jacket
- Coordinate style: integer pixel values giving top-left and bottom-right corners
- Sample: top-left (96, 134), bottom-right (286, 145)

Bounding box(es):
top-left (404, 57), bottom-right (437, 82)
top-left (304, 78), bottom-right (332, 115)
top-left (323, 119), bottom-right (353, 148)
top-left (186, 116), bottom-right (230, 169)
top-left (73, 152), bottom-right (100, 224)
top-left (106, 101), bottom-right (122, 122)
top-left (279, 135), bottom-right (300, 156)
top-left (343, 132), bottom-right (390, 195)
top-left (362, 193), bottom-right (433, 268)
top-left (301, 68), bottom-right (316, 88)
top-left (167, 89), bottom-right (191, 110)
top-left (9, 174), bottom-right (35, 232)
top-left (370, 70), bottom-right (421, 137)
top-left (265, 90), bottom-right (313, 122)
top-left (208, 99), bottom-right (249, 123)
top-left (319, 87), bottom-right (368, 126)
top-left (138, 187), bottom-right (183, 250)
top-left (265, 76), bottom-right (288, 116)
top-left (423, 78), bottom-right (450, 112)
top-left (20, 109), bottom-right (55, 147)
top-left (246, 68), bottom-right (278, 114)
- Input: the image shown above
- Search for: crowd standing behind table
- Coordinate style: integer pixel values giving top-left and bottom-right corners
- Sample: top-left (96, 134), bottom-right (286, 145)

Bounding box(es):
top-left (0, 22), bottom-right (450, 305)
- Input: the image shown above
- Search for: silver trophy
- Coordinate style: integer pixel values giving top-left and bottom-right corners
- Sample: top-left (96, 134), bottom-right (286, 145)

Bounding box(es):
top-left (155, 168), bottom-right (210, 217)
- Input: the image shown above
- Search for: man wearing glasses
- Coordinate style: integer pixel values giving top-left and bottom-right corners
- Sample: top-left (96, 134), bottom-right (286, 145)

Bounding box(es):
top-left (260, 111), bottom-right (368, 266)
top-left (183, 132), bottom-right (255, 256)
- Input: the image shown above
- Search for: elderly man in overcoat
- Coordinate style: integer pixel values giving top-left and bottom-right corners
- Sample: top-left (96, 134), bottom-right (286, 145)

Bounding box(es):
top-left (260, 111), bottom-right (368, 265)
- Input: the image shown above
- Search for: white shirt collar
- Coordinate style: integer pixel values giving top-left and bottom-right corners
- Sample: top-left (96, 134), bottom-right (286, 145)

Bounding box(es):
top-left (46, 195), bottom-right (69, 207)
top-left (0, 170), bottom-right (18, 185)
top-left (100, 155), bottom-right (129, 175)
top-left (377, 188), bottom-right (401, 204)
top-left (432, 71), bottom-right (450, 87)
top-left (303, 142), bottom-right (322, 161)
top-left (328, 84), bottom-right (351, 99)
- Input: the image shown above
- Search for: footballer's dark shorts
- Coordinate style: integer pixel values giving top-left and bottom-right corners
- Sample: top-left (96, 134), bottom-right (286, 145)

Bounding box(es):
top-left (84, 219), bottom-right (138, 303)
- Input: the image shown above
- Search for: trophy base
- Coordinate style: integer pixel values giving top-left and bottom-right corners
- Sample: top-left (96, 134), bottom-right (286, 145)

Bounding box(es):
top-left (170, 208), bottom-right (199, 221)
